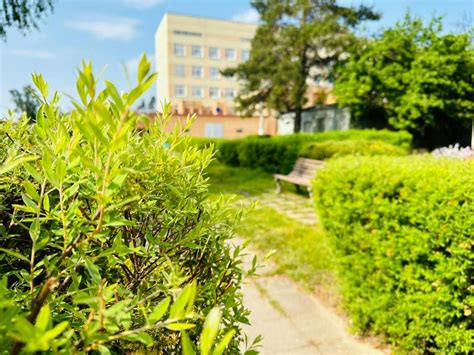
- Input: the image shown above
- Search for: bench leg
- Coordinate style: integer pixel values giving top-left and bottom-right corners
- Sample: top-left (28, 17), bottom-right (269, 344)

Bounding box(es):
top-left (307, 186), bottom-right (313, 199)
top-left (275, 178), bottom-right (282, 194)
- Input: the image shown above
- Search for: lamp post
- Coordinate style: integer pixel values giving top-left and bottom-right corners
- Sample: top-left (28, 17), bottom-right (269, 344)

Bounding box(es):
top-left (258, 102), bottom-right (265, 136)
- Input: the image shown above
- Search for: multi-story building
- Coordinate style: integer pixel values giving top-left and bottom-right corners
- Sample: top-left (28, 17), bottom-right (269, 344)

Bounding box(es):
top-left (155, 13), bottom-right (257, 117)
top-left (154, 12), bottom-right (344, 138)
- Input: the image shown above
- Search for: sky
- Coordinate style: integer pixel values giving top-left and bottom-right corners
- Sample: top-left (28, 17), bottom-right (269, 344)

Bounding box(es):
top-left (0, 0), bottom-right (472, 115)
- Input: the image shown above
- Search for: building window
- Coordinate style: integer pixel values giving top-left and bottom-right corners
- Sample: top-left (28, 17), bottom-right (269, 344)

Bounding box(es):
top-left (205, 123), bottom-right (224, 137)
top-left (174, 43), bottom-right (185, 57)
top-left (209, 67), bottom-right (220, 79)
top-left (191, 45), bottom-right (203, 58)
top-left (209, 47), bottom-right (219, 59)
top-left (174, 64), bottom-right (185, 77)
top-left (192, 86), bottom-right (203, 98)
top-left (175, 85), bottom-right (186, 97)
top-left (225, 48), bottom-right (236, 60)
top-left (224, 88), bottom-right (236, 98)
top-left (192, 66), bottom-right (203, 78)
top-left (209, 87), bottom-right (220, 98)
top-left (241, 49), bottom-right (250, 61)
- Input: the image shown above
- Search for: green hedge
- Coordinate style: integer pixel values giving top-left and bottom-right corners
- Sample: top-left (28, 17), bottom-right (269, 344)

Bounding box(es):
top-left (299, 129), bottom-right (412, 148)
top-left (189, 130), bottom-right (412, 173)
top-left (313, 156), bottom-right (474, 353)
top-left (217, 137), bottom-right (298, 173)
top-left (299, 139), bottom-right (407, 160)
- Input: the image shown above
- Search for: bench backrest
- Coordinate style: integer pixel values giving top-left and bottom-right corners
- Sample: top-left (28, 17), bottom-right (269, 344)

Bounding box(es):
top-left (288, 158), bottom-right (324, 179)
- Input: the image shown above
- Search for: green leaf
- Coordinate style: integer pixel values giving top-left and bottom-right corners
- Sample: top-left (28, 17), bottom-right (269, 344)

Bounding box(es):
top-left (97, 345), bottom-right (111, 354)
top-left (43, 193), bottom-right (50, 212)
top-left (212, 330), bottom-right (235, 355)
top-left (105, 81), bottom-right (123, 110)
top-left (149, 297), bottom-right (171, 323)
top-left (23, 162), bottom-right (43, 183)
top-left (42, 321), bottom-right (69, 342)
top-left (137, 54), bottom-right (151, 83)
top-left (23, 181), bottom-right (40, 202)
top-left (200, 307), bottom-right (221, 355)
top-left (170, 282), bottom-right (195, 319)
top-left (0, 156), bottom-right (37, 175)
top-left (35, 303), bottom-right (51, 331)
top-left (0, 248), bottom-right (30, 262)
top-left (165, 323), bottom-right (195, 331)
top-left (181, 331), bottom-right (196, 355)
top-left (123, 332), bottom-right (154, 346)
top-left (84, 258), bottom-right (101, 284)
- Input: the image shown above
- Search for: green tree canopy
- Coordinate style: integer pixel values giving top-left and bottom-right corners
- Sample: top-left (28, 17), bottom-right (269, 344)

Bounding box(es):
top-left (9, 85), bottom-right (39, 122)
top-left (1, 0), bottom-right (54, 40)
top-left (334, 13), bottom-right (474, 148)
top-left (224, 0), bottom-right (380, 132)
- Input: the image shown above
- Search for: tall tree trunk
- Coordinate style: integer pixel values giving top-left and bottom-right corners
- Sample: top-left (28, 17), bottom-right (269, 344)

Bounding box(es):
top-left (294, 106), bottom-right (302, 133)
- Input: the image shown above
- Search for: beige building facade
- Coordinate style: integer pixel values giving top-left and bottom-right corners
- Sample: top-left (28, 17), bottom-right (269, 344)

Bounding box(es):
top-left (154, 12), bottom-right (340, 138)
top-left (155, 13), bottom-right (257, 117)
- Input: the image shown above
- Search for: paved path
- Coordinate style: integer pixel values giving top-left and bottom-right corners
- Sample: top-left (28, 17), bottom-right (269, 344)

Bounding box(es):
top-left (251, 192), bottom-right (318, 225)
top-left (238, 192), bottom-right (384, 354)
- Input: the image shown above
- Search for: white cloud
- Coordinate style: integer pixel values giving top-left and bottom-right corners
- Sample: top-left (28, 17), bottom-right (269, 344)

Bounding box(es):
top-left (11, 49), bottom-right (56, 59)
top-left (122, 0), bottom-right (162, 9)
top-left (231, 9), bottom-right (259, 23)
top-left (66, 17), bottom-right (140, 41)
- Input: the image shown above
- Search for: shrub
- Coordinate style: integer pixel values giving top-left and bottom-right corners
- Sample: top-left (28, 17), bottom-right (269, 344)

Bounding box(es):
top-left (313, 156), bottom-right (474, 353)
top-left (296, 129), bottom-right (412, 148)
top-left (236, 137), bottom-right (298, 174)
top-left (218, 140), bottom-right (241, 166)
top-left (213, 129), bottom-right (411, 173)
top-left (299, 139), bottom-right (407, 160)
top-left (0, 57), bottom-right (252, 353)
top-left (260, 129), bottom-right (412, 148)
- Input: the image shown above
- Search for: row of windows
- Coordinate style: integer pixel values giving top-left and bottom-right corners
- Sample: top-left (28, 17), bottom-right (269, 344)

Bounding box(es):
top-left (174, 65), bottom-right (235, 79)
top-left (173, 43), bottom-right (250, 61)
top-left (175, 85), bottom-right (236, 99)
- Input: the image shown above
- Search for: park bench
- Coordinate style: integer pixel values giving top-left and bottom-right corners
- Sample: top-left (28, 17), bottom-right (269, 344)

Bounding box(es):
top-left (274, 158), bottom-right (325, 197)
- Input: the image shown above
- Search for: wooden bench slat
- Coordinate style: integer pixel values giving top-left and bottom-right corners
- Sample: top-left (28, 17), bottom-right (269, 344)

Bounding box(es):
top-left (273, 158), bottom-right (324, 196)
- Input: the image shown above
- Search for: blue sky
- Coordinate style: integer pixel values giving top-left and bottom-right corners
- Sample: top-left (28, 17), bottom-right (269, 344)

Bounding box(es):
top-left (0, 0), bottom-right (472, 114)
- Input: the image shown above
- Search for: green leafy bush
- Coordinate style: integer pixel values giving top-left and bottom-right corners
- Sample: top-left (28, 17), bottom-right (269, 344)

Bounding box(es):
top-left (299, 139), bottom-right (407, 160)
top-left (236, 137), bottom-right (299, 174)
top-left (215, 129), bottom-right (411, 173)
top-left (0, 57), bottom-right (254, 353)
top-left (313, 156), bottom-right (474, 353)
top-left (218, 140), bottom-right (242, 166)
top-left (297, 129), bottom-right (412, 149)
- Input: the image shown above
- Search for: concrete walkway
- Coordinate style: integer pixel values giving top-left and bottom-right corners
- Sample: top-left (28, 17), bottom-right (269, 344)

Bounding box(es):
top-left (241, 272), bottom-right (382, 354)
top-left (238, 192), bottom-right (384, 354)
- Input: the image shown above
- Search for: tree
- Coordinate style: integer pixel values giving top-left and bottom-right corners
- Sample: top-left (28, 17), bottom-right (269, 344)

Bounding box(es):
top-left (224, 0), bottom-right (380, 132)
top-left (9, 85), bottom-right (39, 121)
top-left (1, 0), bottom-right (55, 40)
top-left (334, 13), bottom-right (474, 148)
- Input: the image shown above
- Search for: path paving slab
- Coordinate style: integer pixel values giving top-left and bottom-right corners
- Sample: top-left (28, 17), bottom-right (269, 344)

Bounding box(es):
top-left (237, 192), bottom-right (385, 354)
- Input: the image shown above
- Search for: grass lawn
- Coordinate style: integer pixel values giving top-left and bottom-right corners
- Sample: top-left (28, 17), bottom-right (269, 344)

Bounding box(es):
top-left (205, 161), bottom-right (337, 292)
top-left (205, 161), bottom-right (274, 196)
top-left (237, 206), bottom-right (335, 288)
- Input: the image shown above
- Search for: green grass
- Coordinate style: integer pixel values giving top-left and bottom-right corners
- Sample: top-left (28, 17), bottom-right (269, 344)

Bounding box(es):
top-left (237, 206), bottom-right (335, 288)
top-left (205, 161), bottom-right (309, 197)
top-left (205, 161), bottom-right (337, 292)
top-left (205, 161), bottom-right (274, 196)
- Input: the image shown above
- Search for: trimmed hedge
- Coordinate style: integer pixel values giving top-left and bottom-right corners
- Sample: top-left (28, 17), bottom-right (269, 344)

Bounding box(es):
top-left (299, 129), bottom-right (412, 148)
top-left (299, 139), bottom-right (407, 160)
top-left (213, 129), bottom-right (411, 173)
top-left (313, 156), bottom-right (474, 353)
